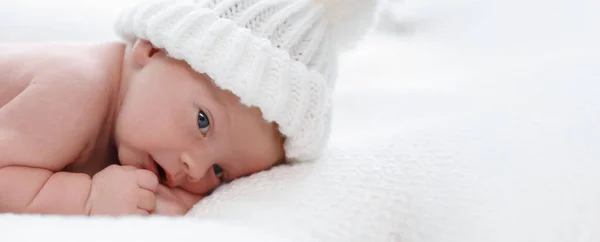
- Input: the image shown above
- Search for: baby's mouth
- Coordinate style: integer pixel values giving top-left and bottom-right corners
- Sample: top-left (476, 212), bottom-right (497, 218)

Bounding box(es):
top-left (155, 161), bottom-right (167, 183)
top-left (149, 156), bottom-right (167, 183)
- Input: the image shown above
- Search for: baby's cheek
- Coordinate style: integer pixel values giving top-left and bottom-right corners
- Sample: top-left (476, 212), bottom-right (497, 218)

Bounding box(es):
top-left (181, 179), bottom-right (217, 195)
top-left (116, 146), bottom-right (138, 167)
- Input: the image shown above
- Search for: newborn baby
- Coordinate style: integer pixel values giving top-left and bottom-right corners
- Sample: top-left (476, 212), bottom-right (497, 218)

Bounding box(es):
top-left (0, 0), bottom-right (380, 215)
top-left (0, 40), bottom-right (284, 215)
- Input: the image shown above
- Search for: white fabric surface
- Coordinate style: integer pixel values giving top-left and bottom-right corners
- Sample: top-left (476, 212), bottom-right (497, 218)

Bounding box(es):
top-left (1, 0), bottom-right (599, 242)
top-left (0, 214), bottom-right (292, 242)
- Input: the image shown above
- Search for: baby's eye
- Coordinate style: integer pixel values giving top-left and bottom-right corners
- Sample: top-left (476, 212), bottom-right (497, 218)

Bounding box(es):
top-left (197, 110), bottom-right (210, 134)
top-left (212, 164), bottom-right (224, 180)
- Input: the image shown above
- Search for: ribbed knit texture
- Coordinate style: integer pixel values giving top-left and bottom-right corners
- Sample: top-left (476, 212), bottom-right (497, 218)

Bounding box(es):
top-left (114, 0), bottom-right (381, 161)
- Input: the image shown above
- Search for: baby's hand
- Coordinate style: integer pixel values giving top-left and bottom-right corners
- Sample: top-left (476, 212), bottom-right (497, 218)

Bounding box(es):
top-left (153, 184), bottom-right (203, 216)
top-left (86, 165), bottom-right (158, 216)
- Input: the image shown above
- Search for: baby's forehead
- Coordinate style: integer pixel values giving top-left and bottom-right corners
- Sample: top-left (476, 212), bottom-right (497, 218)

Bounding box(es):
top-left (223, 106), bottom-right (285, 166)
top-left (227, 94), bottom-right (279, 135)
top-left (227, 95), bottom-right (283, 144)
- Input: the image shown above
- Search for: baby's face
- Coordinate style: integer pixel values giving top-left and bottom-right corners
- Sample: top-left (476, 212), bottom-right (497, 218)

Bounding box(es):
top-left (115, 40), bottom-right (284, 195)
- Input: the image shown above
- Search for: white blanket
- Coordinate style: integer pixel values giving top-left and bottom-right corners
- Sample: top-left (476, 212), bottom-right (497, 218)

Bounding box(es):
top-left (1, 0), bottom-right (599, 242)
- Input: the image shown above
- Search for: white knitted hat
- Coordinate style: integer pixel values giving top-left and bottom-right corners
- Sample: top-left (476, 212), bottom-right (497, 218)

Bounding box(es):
top-left (114, 0), bottom-right (382, 162)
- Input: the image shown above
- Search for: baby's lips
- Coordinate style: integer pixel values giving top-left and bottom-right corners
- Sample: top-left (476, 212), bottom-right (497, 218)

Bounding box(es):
top-left (163, 170), bottom-right (177, 187)
top-left (163, 168), bottom-right (187, 188)
top-left (145, 155), bottom-right (160, 177)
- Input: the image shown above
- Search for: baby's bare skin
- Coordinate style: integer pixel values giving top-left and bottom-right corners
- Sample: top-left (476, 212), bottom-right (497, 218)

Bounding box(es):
top-left (0, 43), bottom-right (123, 214)
top-left (0, 40), bottom-right (284, 216)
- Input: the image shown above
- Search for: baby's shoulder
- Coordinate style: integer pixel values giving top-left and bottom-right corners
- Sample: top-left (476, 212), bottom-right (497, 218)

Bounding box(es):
top-left (0, 43), bottom-right (118, 169)
top-left (4, 43), bottom-right (117, 106)
top-left (2, 43), bottom-right (109, 88)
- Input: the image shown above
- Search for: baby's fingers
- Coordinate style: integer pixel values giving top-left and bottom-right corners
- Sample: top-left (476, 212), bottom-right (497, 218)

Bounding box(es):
top-left (137, 189), bottom-right (157, 212)
top-left (137, 209), bottom-right (150, 216)
top-left (136, 169), bottom-right (159, 192)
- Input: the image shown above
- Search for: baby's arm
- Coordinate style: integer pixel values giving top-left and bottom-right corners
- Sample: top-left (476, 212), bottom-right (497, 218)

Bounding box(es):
top-left (0, 70), bottom-right (103, 214)
top-left (0, 68), bottom-right (156, 215)
top-left (0, 165), bottom-right (158, 215)
top-left (0, 166), bottom-right (92, 214)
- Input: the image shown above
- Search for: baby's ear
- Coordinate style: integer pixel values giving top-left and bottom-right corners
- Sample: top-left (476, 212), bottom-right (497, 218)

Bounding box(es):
top-left (132, 39), bottom-right (160, 67)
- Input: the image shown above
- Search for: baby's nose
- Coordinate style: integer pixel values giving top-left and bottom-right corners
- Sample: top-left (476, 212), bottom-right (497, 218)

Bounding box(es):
top-left (180, 152), bottom-right (208, 181)
top-left (178, 152), bottom-right (221, 193)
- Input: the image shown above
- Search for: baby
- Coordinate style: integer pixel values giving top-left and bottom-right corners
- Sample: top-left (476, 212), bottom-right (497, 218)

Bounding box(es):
top-left (0, 0), bottom-right (380, 215)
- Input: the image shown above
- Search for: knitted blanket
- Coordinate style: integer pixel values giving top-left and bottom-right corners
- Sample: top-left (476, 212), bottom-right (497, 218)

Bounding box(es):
top-left (1, 0), bottom-right (598, 242)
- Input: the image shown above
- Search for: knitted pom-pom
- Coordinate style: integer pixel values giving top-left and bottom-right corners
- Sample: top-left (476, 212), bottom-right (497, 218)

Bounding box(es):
top-left (315, 0), bottom-right (384, 51)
